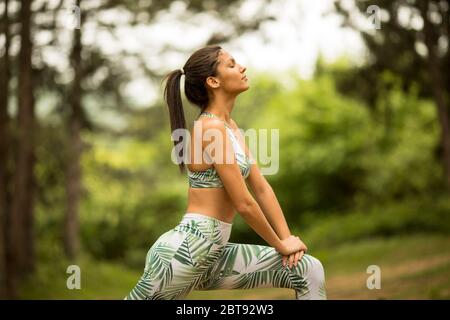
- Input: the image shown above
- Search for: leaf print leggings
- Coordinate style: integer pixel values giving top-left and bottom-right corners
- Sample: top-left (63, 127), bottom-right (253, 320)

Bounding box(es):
top-left (125, 213), bottom-right (327, 300)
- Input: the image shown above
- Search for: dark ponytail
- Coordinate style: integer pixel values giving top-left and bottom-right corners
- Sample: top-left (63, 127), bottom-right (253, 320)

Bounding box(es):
top-left (163, 69), bottom-right (186, 173)
top-left (163, 45), bottom-right (222, 173)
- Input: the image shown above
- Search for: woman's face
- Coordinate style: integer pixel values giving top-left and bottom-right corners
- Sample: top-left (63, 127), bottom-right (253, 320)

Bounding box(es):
top-left (207, 50), bottom-right (249, 94)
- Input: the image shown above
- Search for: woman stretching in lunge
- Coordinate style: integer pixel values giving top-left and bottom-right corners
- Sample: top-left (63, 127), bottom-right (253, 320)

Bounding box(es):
top-left (125, 45), bottom-right (326, 300)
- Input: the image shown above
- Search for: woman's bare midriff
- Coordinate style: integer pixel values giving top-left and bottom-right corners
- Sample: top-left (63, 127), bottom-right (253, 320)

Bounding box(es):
top-left (186, 187), bottom-right (236, 224)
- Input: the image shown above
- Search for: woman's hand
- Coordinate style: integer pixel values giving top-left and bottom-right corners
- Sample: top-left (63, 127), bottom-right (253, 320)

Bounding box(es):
top-left (279, 235), bottom-right (308, 268)
top-left (277, 235), bottom-right (308, 256)
top-left (282, 250), bottom-right (305, 269)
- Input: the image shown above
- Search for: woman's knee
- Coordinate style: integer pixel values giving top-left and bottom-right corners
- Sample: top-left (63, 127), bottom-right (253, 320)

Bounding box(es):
top-left (305, 255), bottom-right (325, 285)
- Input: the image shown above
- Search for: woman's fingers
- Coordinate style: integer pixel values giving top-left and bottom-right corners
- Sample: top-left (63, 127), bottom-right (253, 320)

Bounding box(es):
top-left (299, 250), bottom-right (304, 262)
top-left (283, 250), bottom-right (306, 269)
top-left (289, 253), bottom-right (295, 268)
top-left (293, 251), bottom-right (300, 267)
top-left (282, 255), bottom-right (287, 267)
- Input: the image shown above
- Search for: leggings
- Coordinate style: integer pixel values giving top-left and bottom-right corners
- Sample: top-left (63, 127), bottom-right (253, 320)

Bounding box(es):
top-left (125, 213), bottom-right (326, 300)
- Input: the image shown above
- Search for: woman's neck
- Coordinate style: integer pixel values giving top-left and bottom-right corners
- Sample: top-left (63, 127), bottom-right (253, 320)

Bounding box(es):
top-left (204, 94), bottom-right (236, 123)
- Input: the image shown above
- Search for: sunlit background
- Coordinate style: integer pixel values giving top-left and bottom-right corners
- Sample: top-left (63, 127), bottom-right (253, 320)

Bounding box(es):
top-left (0, 0), bottom-right (449, 299)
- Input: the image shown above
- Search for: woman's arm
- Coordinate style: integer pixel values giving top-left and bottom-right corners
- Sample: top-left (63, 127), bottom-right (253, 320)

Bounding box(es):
top-left (230, 119), bottom-right (292, 240)
top-left (248, 170), bottom-right (292, 240)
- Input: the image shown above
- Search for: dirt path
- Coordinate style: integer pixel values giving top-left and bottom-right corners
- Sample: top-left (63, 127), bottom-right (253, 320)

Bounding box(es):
top-left (326, 254), bottom-right (450, 299)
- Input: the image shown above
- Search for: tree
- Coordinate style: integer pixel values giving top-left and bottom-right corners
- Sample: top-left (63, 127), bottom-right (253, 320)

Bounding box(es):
top-left (10, 0), bottom-right (35, 279)
top-left (64, 0), bottom-right (83, 260)
top-left (0, 0), bottom-right (12, 299)
top-left (334, 0), bottom-right (450, 188)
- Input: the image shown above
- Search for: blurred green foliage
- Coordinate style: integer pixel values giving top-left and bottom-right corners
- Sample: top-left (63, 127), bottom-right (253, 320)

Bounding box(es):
top-left (298, 195), bottom-right (450, 250)
top-left (259, 72), bottom-right (440, 219)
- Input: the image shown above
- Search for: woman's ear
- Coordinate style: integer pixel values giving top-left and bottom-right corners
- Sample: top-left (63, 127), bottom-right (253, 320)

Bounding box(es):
top-left (206, 76), bottom-right (220, 89)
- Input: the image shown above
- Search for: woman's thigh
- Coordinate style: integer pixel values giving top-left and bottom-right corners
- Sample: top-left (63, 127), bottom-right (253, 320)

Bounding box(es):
top-left (126, 228), bottom-right (226, 300)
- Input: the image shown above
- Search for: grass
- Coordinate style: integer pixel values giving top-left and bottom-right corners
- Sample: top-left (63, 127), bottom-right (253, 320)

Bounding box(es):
top-left (20, 232), bottom-right (450, 300)
top-left (20, 254), bottom-right (139, 299)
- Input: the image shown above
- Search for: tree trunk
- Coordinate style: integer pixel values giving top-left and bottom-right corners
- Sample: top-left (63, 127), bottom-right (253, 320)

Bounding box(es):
top-left (420, 1), bottom-right (450, 189)
top-left (10, 0), bottom-right (35, 279)
top-left (64, 0), bottom-right (82, 260)
top-left (0, 0), bottom-right (13, 299)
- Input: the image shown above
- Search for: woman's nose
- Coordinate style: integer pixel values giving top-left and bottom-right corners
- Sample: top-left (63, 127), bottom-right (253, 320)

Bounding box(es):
top-left (240, 65), bottom-right (247, 73)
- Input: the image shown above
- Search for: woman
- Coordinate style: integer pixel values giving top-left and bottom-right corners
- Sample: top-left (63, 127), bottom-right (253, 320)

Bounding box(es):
top-left (125, 45), bottom-right (326, 300)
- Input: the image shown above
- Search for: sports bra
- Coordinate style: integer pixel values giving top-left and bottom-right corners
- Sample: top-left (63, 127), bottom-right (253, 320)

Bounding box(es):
top-left (186, 112), bottom-right (252, 188)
